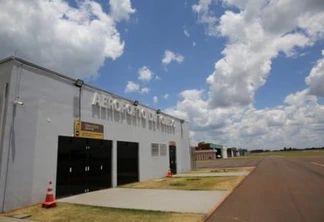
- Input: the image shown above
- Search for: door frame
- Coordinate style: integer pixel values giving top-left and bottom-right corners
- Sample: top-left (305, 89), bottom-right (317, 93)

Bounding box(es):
top-left (169, 145), bottom-right (177, 175)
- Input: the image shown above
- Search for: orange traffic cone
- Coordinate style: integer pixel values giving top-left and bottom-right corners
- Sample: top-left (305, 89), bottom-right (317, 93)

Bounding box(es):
top-left (167, 168), bottom-right (172, 177)
top-left (42, 181), bottom-right (57, 208)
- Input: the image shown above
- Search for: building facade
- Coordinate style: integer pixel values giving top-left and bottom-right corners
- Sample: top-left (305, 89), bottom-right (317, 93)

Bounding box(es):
top-left (0, 57), bottom-right (191, 212)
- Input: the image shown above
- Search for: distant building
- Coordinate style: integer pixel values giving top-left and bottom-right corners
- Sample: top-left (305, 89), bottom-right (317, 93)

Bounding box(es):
top-left (194, 142), bottom-right (226, 160)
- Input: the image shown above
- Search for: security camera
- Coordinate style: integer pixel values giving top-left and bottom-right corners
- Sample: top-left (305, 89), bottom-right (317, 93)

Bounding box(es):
top-left (13, 100), bottom-right (24, 106)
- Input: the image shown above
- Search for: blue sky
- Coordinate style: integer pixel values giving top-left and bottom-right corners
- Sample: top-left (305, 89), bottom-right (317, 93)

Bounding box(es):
top-left (255, 42), bottom-right (324, 108)
top-left (85, 0), bottom-right (323, 111)
top-left (0, 0), bottom-right (323, 149)
top-left (90, 0), bottom-right (224, 109)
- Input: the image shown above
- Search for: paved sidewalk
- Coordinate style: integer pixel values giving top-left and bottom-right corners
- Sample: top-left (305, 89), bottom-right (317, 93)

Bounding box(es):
top-left (173, 172), bottom-right (249, 177)
top-left (59, 188), bottom-right (229, 213)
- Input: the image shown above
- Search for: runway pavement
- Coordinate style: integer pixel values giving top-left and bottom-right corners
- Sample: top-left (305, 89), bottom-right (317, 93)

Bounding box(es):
top-left (206, 156), bottom-right (324, 222)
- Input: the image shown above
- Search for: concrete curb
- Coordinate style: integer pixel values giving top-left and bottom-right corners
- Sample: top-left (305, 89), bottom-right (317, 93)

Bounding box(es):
top-left (201, 167), bottom-right (256, 222)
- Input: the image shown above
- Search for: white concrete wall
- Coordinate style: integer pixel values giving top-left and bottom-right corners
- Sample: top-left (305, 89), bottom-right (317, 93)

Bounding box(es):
top-left (0, 60), bottom-right (15, 213)
top-left (0, 59), bottom-right (191, 212)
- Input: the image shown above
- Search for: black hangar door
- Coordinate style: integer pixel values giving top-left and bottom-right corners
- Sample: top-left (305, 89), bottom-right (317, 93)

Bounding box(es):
top-left (56, 136), bottom-right (112, 198)
top-left (117, 141), bottom-right (139, 186)
top-left (70, 137), bottom-right (87, 195)
top-left (87, 138), bottom-right (102, 192)
top-left (101, 140), bottom-right (113, 189)
top-left (87, 139), bottom-right (112, 191)
top-left (56, 136), bottom-right (72, 198)
top-left (169, 145), bottom-right (177, 174)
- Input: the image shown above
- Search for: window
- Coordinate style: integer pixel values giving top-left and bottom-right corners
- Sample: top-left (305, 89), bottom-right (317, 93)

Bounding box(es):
top-left (160, 144), bottom-right (167, 156)
top-left (151, 143), bottom-right (159, 156)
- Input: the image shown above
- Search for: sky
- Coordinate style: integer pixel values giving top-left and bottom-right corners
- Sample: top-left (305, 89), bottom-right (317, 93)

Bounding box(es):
top-left (0, 0), bottom-right (324, 149)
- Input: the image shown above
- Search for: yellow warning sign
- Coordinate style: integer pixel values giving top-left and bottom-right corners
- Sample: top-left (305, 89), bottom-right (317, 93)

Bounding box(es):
top-left (74, 120), bottom-right (104, 139)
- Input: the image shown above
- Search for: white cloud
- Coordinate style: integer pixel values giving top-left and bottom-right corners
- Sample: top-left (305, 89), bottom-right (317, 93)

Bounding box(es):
top-left (165, 0), bottom-right (324, 149)
top-left (306, 50), bottom-right (324, 97)
top-left (0, 0), bottom-right (135, 79)
top-left (156, 75), bottom-right (161, 80)
top-left (138, 66), bottom-right (153, 82)
top-left (193, 42), bottom-right (196, 47)
top-left (109, 0), bottom-right (136, 22)
top-left (162, 50), bottom-right (184, 65)
top-left (163, 94), bottom-right (169, 99)
top-left (166, 87), bottom-right (324, 149)
top-left (192, 0), bottom-right (218, 36)
top-left (204, 0), bottom-right (322, 108)
top-left (125, 81), bottom-right (140, 93)
top-left (284, 89), bottom-right (317, 106)
top-left (221, 0), bottom-right (248, 9)
top-left (153, 96), bottom-right (158, 104)
top-left (184, 26), bottom-right (190, 37)
top-left (125, 82), bottom-right (150, 94)
top-left (141, 87), bottom-right (150, 94)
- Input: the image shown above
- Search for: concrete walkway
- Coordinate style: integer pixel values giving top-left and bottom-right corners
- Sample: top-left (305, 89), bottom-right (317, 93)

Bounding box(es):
top-left (173, 172), bottom-right (249, 177)
top-left (59, 188), bottom-right (229, 213)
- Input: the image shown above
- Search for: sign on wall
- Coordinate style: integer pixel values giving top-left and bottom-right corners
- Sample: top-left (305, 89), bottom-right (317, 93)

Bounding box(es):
top-left (74, 120), bottom-right (104, 139)
top-left (92, 92), bottom-right (176, 128)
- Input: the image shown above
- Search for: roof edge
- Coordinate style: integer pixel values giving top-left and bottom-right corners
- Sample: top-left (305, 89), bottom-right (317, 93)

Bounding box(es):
top-left (0, 56), bottom-right (188, 123)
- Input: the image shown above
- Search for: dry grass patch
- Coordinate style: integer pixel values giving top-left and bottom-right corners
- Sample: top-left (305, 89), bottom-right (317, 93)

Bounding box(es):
top-left (188, 167), bottom-right (254, 174)
top-left (2, 203), bottom-right (204, 222)
top-left (247, 150), bottom-right (324, 157)
top-left (120, 176), bottom-right (245, 191)
top-left (196, 156), bottom-right (260, 163)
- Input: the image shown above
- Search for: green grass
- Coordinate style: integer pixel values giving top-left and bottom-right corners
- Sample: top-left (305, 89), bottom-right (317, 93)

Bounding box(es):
top-left (120, 176), bottom-right (245, 191)
top-left (196, 156), bottom-right (261, 162)
top-left (189, 167), bottom-right (254, 174)
top-left (247, 150), bottom-right (324, 157)
top-left (2, 203), bottom-right (204, 222)
top-left (170, 182), bottom-right (187, 186)
top-left (186, 178), bottom-right (201, 181)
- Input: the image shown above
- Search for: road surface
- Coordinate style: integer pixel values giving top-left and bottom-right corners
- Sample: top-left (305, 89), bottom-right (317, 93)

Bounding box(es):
top-left (206, 156), bottom-right (324, 222)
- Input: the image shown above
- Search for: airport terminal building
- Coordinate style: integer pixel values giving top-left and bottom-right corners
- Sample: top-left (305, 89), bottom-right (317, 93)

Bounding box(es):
top-left (0, 57), bottom-right (191, 212)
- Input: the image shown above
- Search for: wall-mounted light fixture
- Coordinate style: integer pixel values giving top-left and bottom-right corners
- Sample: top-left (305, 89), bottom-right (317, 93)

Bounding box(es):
top-left (133, 100), bottom-right (139, 106)
top-left (75, 79), bottom-right (84, 87)
top-left (156, 109), bottom-right (161, 114)
top-left (13, 99), bottom-right (24, 106)
top-left (180, 119), bottom-right (185, 123)
top-left (75, 79), bottom-right (84, 121)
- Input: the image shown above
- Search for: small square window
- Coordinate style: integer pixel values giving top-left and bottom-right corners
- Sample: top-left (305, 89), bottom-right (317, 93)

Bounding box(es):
top-left (151, 143), bottom-right (159, 156)
top-left (160, 144), bottom-right (167, 156)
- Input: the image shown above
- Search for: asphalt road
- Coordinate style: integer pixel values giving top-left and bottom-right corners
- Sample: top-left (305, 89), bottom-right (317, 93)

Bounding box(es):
top-left (206, 156), bottom-right (324, 222)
